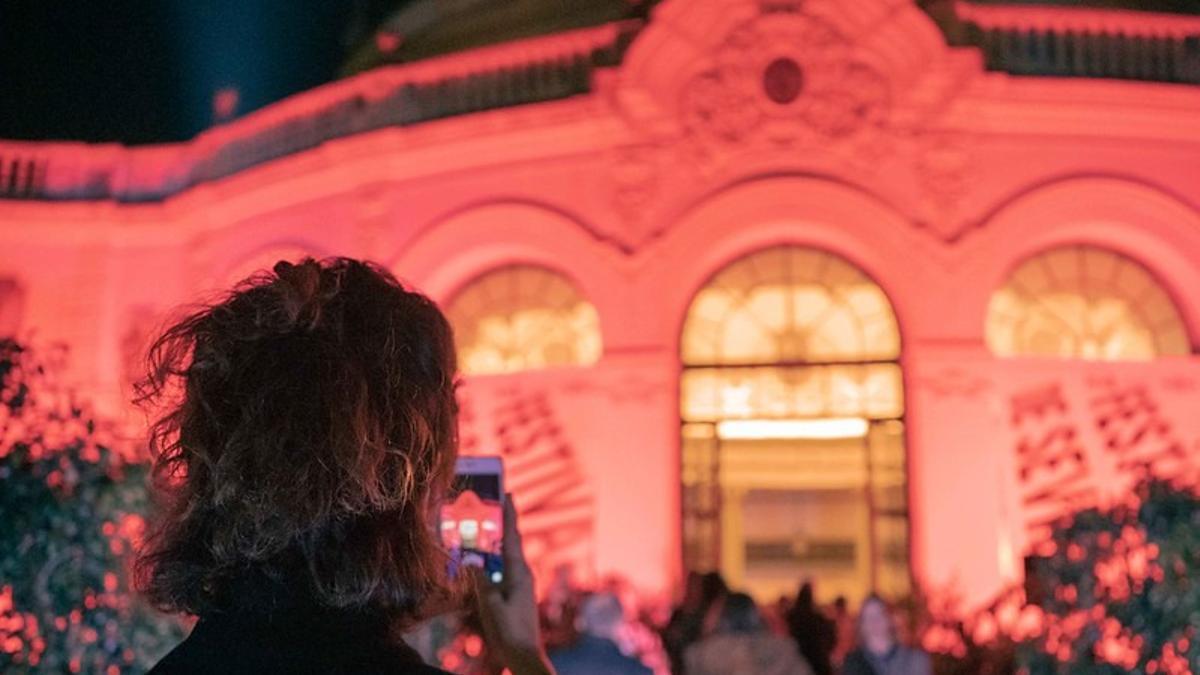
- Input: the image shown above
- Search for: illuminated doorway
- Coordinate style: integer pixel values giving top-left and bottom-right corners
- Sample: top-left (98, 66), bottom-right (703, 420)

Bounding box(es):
top-left (680, 246), bottom-right (908, 605)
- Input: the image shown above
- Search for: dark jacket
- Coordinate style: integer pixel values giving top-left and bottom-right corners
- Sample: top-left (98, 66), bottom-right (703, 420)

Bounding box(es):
top-left (841, 646), bottom-right (932, 675)
top-left (786, 605), bottom-right (836, 675)
top-left (549, 634), bottom-right (652, 675)
top-left (149, 576), bottom-right (449, 675)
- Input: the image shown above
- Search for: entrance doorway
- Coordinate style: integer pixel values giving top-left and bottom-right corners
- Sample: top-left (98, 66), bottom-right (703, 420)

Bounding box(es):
top-left (680, 246), bottom-right (909, 606)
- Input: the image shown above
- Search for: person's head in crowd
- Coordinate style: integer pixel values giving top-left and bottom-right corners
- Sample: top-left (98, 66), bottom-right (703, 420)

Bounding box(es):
top-left (833, 595), bottom-right (848, 615)
top-left (796, 580), bottom-right (816, 609)
top-left (544, 563), bottom-right (577, 621)
top-left (858, 594), bottom-right (898, 654)
top-left (696, 571), bottom-right (730, 634)
top-left (576, 592), bottom-right (626, 641)
top-left (699, 571), bottom-right (729, 609)
top-left (716, 593), bottom-right (766, 634)
top-left (135, 258), bottom-right (459, 622)
top-left (775, 593), bottom-right (792, 614)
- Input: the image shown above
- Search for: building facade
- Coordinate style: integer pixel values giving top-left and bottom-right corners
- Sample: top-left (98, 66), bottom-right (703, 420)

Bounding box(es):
top-left (2, 0), bottom-right (1200, 611)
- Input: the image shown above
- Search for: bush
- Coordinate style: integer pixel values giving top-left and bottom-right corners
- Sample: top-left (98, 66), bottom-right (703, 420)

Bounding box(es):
top-left (0, 339), bottom-right (184, 673)
top-left (1020, 479), bottom-right (1199, 674)
top-left (920, 478), bottom-right (1200, 675)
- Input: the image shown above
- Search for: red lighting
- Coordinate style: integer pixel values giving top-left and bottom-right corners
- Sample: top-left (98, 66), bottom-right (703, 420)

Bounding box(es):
top-left (0, 0), bottom-right (1199, 642)
top-left (375, 31), bottom-right (403, 53)
top-left (211, 87), bottom-right (240, 122)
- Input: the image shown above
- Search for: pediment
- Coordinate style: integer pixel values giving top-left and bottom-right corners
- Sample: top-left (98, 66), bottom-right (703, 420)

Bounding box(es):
top-left (616, 0), bottom-right (981, 145)
top-left (600, 0), bottom-right (989, 247)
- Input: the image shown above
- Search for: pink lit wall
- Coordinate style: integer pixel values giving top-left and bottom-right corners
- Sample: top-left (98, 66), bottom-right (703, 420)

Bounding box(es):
top-left (1, 0), bottom-right (1199, 612)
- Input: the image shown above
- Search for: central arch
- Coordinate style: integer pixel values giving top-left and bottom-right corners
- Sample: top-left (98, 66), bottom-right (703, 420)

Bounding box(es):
top-left (679, 245), bottom-right (910, 605)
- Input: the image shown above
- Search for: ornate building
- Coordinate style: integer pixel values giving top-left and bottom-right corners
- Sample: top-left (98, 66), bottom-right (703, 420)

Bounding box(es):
top-left (1, 0), bottom-right (1199, 611)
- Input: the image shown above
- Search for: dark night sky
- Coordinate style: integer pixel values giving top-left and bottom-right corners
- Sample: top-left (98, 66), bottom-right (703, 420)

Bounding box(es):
top-left (2, 0), bottom-right (1199, 146)
top-left (0, 0), bottom-right (372, 145)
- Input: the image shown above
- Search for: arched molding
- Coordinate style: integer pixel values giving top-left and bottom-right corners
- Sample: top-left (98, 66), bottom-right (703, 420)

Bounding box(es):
top-left (389, 200), bottom-right (627, 350)
top-left (957, 176), bottom-right (1200, 350)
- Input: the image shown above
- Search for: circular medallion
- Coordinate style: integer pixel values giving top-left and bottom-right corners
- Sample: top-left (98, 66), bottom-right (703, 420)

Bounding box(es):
top-left (763, 57), bottom-right (804, 105)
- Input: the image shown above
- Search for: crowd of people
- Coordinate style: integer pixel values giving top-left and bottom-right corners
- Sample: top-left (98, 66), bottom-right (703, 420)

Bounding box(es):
top-left (417, 568), bottom-right (931, 675)
top-left (568, 571), bottom-right (926, 672)
top-left (533, 572), bottom-right (931, 675)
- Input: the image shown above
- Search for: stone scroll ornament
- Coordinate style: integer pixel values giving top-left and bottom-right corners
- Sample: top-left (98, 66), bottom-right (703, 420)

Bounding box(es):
top-left (605, 10), bottom-right (898, 252)
top-left (680, 12), bottom-right (891, 153)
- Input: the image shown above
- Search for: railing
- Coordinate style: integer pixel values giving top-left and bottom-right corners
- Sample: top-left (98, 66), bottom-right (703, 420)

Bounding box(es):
top-left (969, 26), bottom-right (1199, 82)
top-left (0, 155), bottom-right (47, 200)
top-left (952, 1), bottom-right (1200, 83)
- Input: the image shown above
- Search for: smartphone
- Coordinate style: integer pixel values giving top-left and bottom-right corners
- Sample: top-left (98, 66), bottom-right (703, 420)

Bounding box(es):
top-left (440, 456), bottom-right (504, 583)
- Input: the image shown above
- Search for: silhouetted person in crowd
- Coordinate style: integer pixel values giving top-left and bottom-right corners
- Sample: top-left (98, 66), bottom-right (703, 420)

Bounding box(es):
top-left (786, 582), bottom-right (836, 675)
top-left (541, 564), bottom-right (581, 650)
top-left (830, 595), bottom-right (855, 667)
top-left (663, 571), bottom-right (728, 673)
top-left (137, 258), bottom-right (553, 674)
top-left (549, 593), bottom-right (651, 675)
top-left (841, 595), bottom-right (931, 675)
top-left (684, 592), bottom-right (814, 675)
top-left (765, 594), bottom-right (793, 635)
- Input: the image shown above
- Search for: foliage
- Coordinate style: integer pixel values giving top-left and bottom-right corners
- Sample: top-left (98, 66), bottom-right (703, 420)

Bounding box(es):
top-left (920, 478), bottom-right (1200, 675)
top-left (0, 339), bottom-right (184, 673)
top-left (1020, 479), bottom-right (1199, 674)
top-left (913, 584), bottom-right (1021, 675)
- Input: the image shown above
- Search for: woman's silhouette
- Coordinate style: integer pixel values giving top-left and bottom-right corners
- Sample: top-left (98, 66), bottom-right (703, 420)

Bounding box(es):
top-left (137, 258), bottom-right (553, 674)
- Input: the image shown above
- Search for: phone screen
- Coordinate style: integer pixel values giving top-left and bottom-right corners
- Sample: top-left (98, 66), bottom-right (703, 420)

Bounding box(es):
top-left (440, 458), bottom-right (504, 583)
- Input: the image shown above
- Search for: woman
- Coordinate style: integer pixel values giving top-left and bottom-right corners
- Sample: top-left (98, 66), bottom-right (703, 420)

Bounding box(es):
top-left (137, 258), bottom-right (552, 674)
top-left (841, 596), bottom-right (930, 675)
top-left (662, 571), bottom-right (727, 674)
top-left (684, 593), bottom-right (814, 675)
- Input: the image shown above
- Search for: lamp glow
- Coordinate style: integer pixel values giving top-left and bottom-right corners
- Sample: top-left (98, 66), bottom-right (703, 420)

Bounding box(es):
top-left (716, 417), bottom-right (869, 440)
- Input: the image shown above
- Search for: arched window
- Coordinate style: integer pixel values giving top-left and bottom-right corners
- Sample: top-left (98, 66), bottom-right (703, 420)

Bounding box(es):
top-left (680, 246), bottom-right (908, 605)
top-left (986, 245), bottom-right (1190, 360)
top-left (446, 265), bottom-right (602, 375)
top-left (681, 246), bottom-right (903, 422)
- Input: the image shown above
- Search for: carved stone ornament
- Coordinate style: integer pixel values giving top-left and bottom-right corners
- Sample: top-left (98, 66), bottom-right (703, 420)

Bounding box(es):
top-left (606, 2), bottom-right (988, 250)
top-left (913, 131), bottom-right (978, 242)
top-left (680, 11), bottom-right (891, 151)
top-left (607, 143), bottom-right (670, 251)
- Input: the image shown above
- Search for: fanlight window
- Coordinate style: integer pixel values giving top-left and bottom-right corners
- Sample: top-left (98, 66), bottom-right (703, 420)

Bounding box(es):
top-left (682, 246), bottom-right (900, 366)
top-left (681, 247), bottom-right (903, 422)
top-left (986, 245), bottom-right (1190, 360)
top-left (446, 265), bottom-right (602, 375)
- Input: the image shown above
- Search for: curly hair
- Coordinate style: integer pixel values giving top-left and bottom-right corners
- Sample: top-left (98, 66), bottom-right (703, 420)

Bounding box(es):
top-left (134, 257), bottom-right (459, 619)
